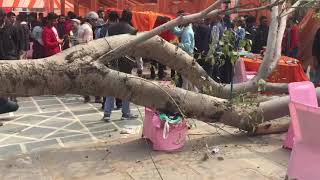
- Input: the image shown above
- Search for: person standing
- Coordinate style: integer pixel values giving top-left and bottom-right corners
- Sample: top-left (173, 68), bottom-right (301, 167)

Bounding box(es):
top-left (100, 11), bottom-right (120, 110)
top-left (252, 16), bottom-right (269, 54)
top-left (311, 27), bottom-right (320, 85)
top-left (65, 11), bottom-right (77, 36)
top-left (245, 15), bottom-right (257, 44)
top-left (0, 8), bottom-right (19, 116)
top-left (57, 15), bottom-right (71, 50)
top-left (95, 18), bottom-right (106, 39)
top-left (194, 18), bottom-right (212, 77)
top-left (42, 12), bottom-right (63, 57)
top-left (31, 18), bottom-right (46, 59)
top-left (151, 16), bottom-right (177, 80)
top-left (16, 14), bottom-right (30, 60)
top-left (234, 17), bottom-right (246, 50)
top-left (283, 18), bottom-right (300, 58)
top-left (99, 11), bottom-right (119, 38)
top-left (77, 11), bottom-right (100, 103)
top-left (77, 11), bottom-right (98, 44)
top-left (97, 9), bottom-right (105, 19)
top-left (172, 13), bottom-right (197, 91)
top-left (101, 9), bottom-right (138, 122)
top-left (70, 18), bottom-right (81, 46)
top-left (57, 15), bottom-right (66, 39)
top-left (6, 12), bottom-right (16, 25)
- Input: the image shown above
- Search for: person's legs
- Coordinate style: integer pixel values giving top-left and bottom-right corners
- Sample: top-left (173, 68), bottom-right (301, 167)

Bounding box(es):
top-left (171, 69), bottom-right (176, 79)
top-left (181, 76), bottom-right (189, 90)
top-left (83, 96), bottom-right (90, 103)
top-left (150, 60), bottom-right (156, 79)
top-left (101, 97), bottom-right (106, 109)
top-left (121, 100), bottom-right (138, 120)
top-left (158, 63), bottom-right (165, 80)
top-left (115, 98), bottom-right (122, 109)
top-left (136, 57), bottom-right (143, 77)
top-left (121, 100), bottom-right (130, 116)
top-left (102, 96), bottom-right (115, 121)
top-left (95, 96), bottom-right (102, 103)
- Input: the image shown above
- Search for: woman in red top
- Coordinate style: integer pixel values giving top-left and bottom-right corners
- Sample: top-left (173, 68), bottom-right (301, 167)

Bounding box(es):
top-left (150, 16), bottom-right (177, 80)
top-left (42, 12), bottom-right (63, 57)
top-left (283, 18), bottom-right (300, 58)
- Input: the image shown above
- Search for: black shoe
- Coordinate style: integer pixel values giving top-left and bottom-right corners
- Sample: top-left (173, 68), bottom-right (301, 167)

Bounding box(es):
top-left (137, 69), bottom-right (143, 77)
top-left (84, 96), bottom-right (90, 103)
top-left (121, 114), bottom-right (138, 120)
top-left (101, 114), bottom-right (111, 122)
top-left (95, 96), bottom-right (102, 103)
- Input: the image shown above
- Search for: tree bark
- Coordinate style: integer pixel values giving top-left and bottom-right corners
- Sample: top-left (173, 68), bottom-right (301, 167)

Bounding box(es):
top-left (0, 0), bottom-right (309, 135)
top-left (0, 57), bottom-right (257, 130)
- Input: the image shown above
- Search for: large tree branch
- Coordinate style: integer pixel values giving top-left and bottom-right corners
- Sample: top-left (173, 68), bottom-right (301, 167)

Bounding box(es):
top-left (255, 0), bottom-right (280, 80)
top-left (97, 0), bottom-right (281, 66)
top-left (0, 57), bottom-right (261, 131)
top-left (97, 0), bottom-right (222, 65)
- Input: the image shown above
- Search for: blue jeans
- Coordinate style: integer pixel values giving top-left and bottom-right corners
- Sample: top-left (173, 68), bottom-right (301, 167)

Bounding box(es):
top-left (104, 97), bottom-right (130, 116)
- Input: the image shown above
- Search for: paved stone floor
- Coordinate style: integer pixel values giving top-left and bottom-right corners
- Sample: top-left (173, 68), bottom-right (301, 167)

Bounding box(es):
top-left (0, 95), bottom-right (144, 160)
top-left (0, 120), bottom-right (290, 180)
top-left (0, 95), bottom-right (292, 179)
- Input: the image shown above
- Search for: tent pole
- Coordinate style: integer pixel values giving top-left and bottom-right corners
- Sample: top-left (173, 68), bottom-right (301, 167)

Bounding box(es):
top-left (61, 0), bottom-right (66, 15)
top-left (49, 0), bottom-right (54, 12)
top-left (74, 0), bottom-right (80, 16)
top-left (91, 0), bottom-right (97, 12)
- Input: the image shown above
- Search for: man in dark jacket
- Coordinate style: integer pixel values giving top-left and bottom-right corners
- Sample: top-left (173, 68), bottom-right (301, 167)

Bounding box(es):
top-left (0, 12), bottom-right (20, 60)
top-left (0, 8), bottom-right (19, 116)
top-left (102, 9), bottom-right (138, 122)
top-left (16, 14), bottom-right (30, 59)
top-left (245, 15), bottom-right (257, 43)
top-left (194, 18), bottom-right (212, 77)
top-left (252, 16), bottom-right (269, 54)
top-left (100, 11), bottom-right (120, 110)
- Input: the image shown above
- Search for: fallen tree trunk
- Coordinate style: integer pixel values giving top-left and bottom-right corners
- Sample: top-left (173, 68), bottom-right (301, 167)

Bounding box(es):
top-left (0, 52), bottom-right (316, 133)
top-left (0, 0), bottom-right (310, 135)
top-left (0, 57), bottom-right (253, 130)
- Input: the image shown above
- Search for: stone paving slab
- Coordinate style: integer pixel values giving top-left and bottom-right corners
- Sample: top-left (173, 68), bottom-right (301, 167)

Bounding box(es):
top-left (0, 94), bottom-right (292, 179)
top-left (0, 95), bottom-right (144, 160)
top-left (0, 120), bottom-right (290, 180)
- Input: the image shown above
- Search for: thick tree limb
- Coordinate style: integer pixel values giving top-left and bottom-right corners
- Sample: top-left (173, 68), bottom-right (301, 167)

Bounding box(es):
top-left (0, 57), bottom-right (261, 131)
top-left (97, 0), bottom-right (281, 66)
top-left (97, 0), bottom-right (222, 65)
top-left (255, 0), bottom-right (280, 80)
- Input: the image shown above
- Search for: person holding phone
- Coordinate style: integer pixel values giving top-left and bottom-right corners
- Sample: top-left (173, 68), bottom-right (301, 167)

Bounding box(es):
top-left (42, 12), bottom-right (63, 57)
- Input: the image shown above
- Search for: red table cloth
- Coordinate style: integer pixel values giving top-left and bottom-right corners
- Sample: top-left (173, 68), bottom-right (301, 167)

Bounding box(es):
top-left (242, 56), bottom-right (309, 83)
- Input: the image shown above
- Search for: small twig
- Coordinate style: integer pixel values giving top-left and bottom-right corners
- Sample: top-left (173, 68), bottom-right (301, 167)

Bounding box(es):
top-left (143, 138), bottom-right (164, 180)
top-left (127, 76), bottom-right (186, 118)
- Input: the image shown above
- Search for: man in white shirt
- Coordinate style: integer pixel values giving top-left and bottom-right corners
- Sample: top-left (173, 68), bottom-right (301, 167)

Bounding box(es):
top-left (77, 11), bottom-right (98, 44)
top-left (77, 11), bottom-right (100, 103)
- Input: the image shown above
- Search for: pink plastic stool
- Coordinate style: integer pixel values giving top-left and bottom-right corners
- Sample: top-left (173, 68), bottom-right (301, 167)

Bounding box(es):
top-left (142, 108), bottom-right (188, 151)
top-left (283, 81), bottom-right (318, 149)
top-left (287, 102), bottom-right (320, 180)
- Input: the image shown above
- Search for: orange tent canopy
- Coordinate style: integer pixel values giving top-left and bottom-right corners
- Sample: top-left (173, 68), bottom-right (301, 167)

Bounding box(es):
top-left (0, 0), bottom-right (73, 9)
top-left (106, 8), bottom-right (175, 32)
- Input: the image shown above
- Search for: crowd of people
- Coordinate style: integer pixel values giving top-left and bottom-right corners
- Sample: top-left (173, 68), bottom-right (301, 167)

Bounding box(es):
top-left (0, 5), bottom-right (302, 122)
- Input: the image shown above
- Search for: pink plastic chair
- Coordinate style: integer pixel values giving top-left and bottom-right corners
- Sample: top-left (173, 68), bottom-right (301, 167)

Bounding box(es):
top-left (283, 81), bottom-right (318, 149)
top-left (287, 102), bottom-right (320, 180)
top-left (233, 58), bottom-right (256, 83)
